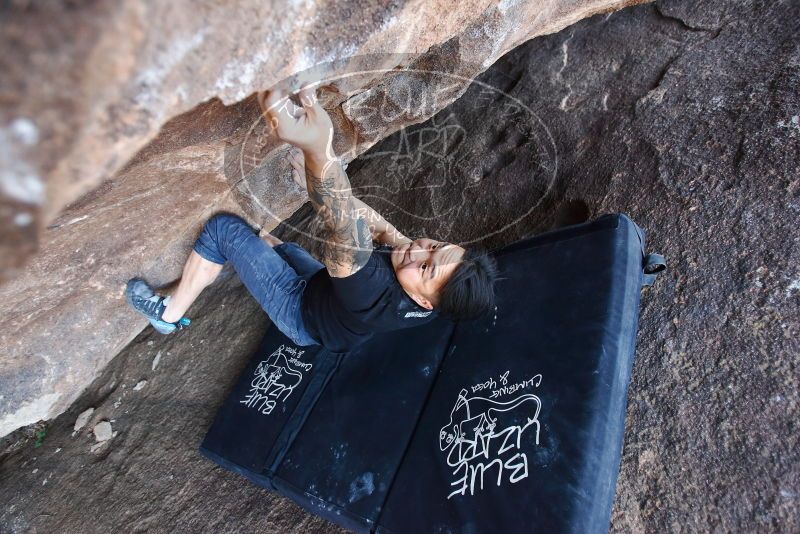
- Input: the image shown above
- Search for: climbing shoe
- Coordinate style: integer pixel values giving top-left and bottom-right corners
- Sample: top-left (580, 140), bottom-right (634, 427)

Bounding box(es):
top-left (125, 278), bottom-right (191, 334)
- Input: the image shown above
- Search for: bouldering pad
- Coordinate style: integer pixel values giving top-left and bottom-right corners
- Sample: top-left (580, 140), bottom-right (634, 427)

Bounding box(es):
top-left (200, 213), bottom-right (664, 533)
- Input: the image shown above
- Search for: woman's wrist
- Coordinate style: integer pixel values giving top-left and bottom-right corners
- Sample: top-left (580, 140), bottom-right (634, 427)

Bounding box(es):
top-left (302, 147), bottom-right (333, 177)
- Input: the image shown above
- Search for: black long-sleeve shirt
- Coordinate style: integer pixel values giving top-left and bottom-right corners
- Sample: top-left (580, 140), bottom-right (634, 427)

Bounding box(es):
top-left (301, 245), bottom-right (438, 352)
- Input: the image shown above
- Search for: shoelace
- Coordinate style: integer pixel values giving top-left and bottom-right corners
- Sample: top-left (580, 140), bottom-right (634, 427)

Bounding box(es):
top-left (134, 295), bottom-right (164, 319)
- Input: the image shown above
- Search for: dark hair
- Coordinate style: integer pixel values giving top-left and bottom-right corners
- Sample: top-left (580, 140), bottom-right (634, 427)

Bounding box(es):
top-left (437, 246), bottom-right (498, 321)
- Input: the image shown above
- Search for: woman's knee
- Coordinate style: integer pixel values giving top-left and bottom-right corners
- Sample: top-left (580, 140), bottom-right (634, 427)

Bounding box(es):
top-left (197, 214), bottom-right (254, 262)
top-left (203, 214), bottom-right (253, 243)
top-left (205, 213), bottom-right (247, 233)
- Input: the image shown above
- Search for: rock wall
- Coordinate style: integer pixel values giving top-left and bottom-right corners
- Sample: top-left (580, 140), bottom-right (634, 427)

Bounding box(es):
top-left (0, 0), bottom-right (646, 438)
top-left (0, 0), bottom-right (643, 279)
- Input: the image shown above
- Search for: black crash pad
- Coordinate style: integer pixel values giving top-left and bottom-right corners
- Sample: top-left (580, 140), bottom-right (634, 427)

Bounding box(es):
top-left (199, 213), bottom-right (664, 533)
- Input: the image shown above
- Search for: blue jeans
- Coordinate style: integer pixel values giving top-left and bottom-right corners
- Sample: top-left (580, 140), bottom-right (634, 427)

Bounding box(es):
top-left (193, 214), bottom-right (322, 346)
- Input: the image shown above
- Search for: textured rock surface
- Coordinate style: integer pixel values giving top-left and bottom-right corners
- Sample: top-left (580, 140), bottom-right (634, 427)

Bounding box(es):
top-left (0, 0), bottom-right (644, 438)
top-left (0, 99), bottom-right (309, 439)
top-left (0, 0), bottom-right (640, 278)
top-left (1, 0), bottom-right (798, 531)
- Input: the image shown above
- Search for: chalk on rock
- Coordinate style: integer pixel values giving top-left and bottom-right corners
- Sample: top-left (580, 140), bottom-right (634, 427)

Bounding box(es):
top-left (93, 421), bottom-right (112, 442)
top-left (152, 351), bottom-right (162, 371)
top-left (73, 408), bottom-right (94, 432)
top-left (133, 380), bottom-right (147, 391)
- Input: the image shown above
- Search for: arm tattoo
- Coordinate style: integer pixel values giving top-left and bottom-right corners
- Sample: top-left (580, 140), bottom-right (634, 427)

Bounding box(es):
top-left (305, 160), bottom-right (372, 277)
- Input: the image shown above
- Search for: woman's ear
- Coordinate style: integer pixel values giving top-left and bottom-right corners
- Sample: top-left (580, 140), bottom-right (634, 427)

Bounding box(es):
top-left (411, 293), bottom-right (434, 310)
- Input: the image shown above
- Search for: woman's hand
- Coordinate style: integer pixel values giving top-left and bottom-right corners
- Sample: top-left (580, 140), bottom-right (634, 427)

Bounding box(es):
top-left (258, 87), bottom-right (334, 174)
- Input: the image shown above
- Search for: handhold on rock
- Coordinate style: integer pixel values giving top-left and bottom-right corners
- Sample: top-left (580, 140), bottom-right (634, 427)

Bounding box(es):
top-left (73, 408), bottom-right (94, 432)
top-left (93, 421), bottom-right (112, 442)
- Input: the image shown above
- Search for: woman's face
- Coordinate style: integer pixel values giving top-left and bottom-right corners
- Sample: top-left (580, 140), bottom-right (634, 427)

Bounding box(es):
top-left (391, 238), bottom-right (465, 309)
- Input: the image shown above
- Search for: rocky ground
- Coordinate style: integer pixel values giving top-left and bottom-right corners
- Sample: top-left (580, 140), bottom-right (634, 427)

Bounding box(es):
top-left (1, 0), bottom-right (798, 532)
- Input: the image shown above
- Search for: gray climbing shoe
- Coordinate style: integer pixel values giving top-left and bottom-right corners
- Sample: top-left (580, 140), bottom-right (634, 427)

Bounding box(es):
top-left (125, 278), bottom-right (190, 334)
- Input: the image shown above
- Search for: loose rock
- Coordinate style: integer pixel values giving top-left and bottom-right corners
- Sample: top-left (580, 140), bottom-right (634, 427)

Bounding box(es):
top-left (92, 421), bottom-right (112, 443)
top-left (73, 408), bottom-right (94, 432)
